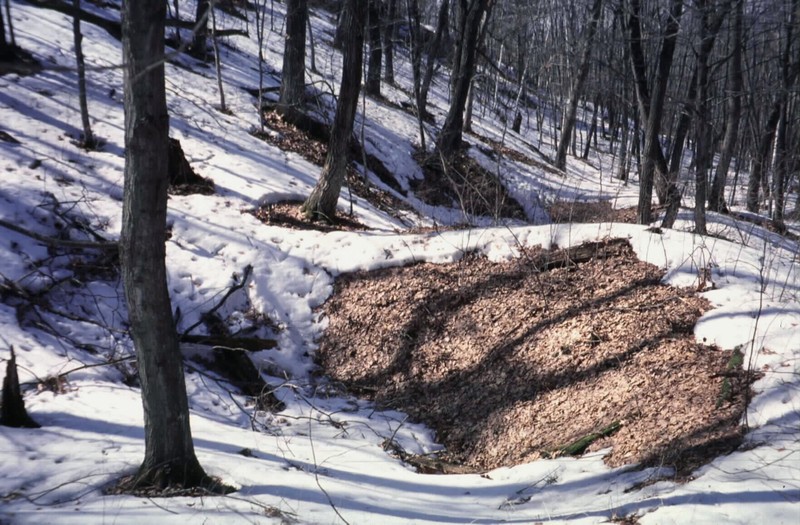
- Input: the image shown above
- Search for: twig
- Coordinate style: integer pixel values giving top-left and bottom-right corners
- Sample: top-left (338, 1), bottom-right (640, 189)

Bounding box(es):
top-left (0, 218), bottom-right (117, 251)
top-left (181, 264), bottom-right (253, 337)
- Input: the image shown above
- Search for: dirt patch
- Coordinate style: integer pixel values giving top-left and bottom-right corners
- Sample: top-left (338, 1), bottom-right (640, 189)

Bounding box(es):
top-left (249, 200), bottom-right (369, 232)
top-left (255, 110), bottom-right (418, 223)
top-left (412, 150), bottom-right (527, 221)
top-left (549, 200), bottom-right (639, 224)
top-left (317, 239), bottom-right (751, 476)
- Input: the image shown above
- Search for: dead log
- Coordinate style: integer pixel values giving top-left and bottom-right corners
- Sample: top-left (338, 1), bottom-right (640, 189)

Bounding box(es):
top-left (1, 346), bottom-right (40, 428)
top-left (553, 420), bottom-right (621, 457)
top-left (529, 238), bottom-right (630, 272)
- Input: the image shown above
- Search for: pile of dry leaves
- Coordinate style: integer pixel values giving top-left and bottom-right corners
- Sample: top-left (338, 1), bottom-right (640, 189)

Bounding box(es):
top-left (317, 239), bottom-right (751, 476)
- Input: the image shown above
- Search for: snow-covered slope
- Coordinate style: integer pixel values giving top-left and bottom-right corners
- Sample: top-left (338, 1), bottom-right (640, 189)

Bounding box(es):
top-left (0, 2), bottom-right (798, 523)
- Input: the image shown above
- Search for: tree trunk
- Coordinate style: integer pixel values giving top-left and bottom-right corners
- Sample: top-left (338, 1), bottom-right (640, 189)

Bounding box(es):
top-left (437, 0), bottom-right (491, 162)
top-left (627, 0), bottom-right (683, 224)
top-left (192, 0), bottom-right (210, 60)
top-left (0, 0), bottom-right (12, 60)
top-left (382, 0), bottom-right (396, 84)
top-left (210, 8), bottom-right (226, 112)
top-left (121, 0), bottom-right (210, 489)
top-left (746, 104), bottom-right (781, 212)
top-left (419, 0), bottom-right (450, 120)
top-left (301, 0), bottom-right (365, 220)
top-left (1, 347), bottom-right (40, 429)
top-left (555, 0), bottom-right (603, 171)
top-left (365, 0), bottom-right (382, 97)
top-left (277, 0), bottom-right (307, 117)
top-left (709, 0), bottom-right (743, 212)
top-left (73, 0), bottom-right (95, 148)
top-left (407, 0), bottom-right (427, 149)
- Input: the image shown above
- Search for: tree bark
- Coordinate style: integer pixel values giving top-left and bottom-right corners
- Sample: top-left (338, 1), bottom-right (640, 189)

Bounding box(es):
top-left (73, 0), bottom-right (95, 148)
top-left (382, 0), bottom-right (396, 84)
top-left (708, 0), bottom-right (743, 212)
top-left (365, 0), bottom-right (382, 97)
top-left (626, 0), bottom-right (683, 224)
top-left (277, 0), bottom-right (307, 117)
top-left (301, 0), bottom-right (365, 220)
top-left (1, 347), bottom-right (40, 429)
top-left (0, 0), bottom-right (12, 60)
top-left (419, 0), bottom-right (450, 120)
top-left (555, 0), bottom-right (603, 171)
top-left (121, 0), bottom-right (210, 489)
top-left (437, 0), bottom-right (491, 162)
top-left (192, 0), bottom-right (210, 60)
top-left (746, 103), bottom-right (781, 212)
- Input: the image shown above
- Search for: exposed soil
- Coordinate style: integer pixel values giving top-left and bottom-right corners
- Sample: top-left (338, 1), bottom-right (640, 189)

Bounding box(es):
top-left (255, 109), bottom-right (417, 222)
top-left (412, 149), bottom-right (528, 221)
top-left (317, 239), bottom-right (751, 476)
top-left (250, 200), bottom-right (369, 232)
top-left (549, 200), bottom-right (640, 224)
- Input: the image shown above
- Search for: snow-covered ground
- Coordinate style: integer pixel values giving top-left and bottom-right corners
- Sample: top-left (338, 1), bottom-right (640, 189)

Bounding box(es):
top-left (0, 2), bottom-right (798, 523)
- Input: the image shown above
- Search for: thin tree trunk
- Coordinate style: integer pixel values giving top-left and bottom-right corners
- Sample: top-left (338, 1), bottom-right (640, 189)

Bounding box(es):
top-left (407, 0), bottom-right (426, 148)
top-left (555, 0), bottom-right (603, 171)
top-left (382, 0), bottom-right (396, 84)
top-left (365, 0), bottom-right (382, 97)
top-left (211, 8), bottom-right (226, 112)
top-left (709, 0), bottom-right (743, 212)
top-left (73, 0), bottom-right (95, 148)
top-left (419, 0), bottom-right (450, 122)
top-left (746, 103), bottom-right (781, 212)
top-left (121, 0), bottom-right (211, 489)
top-left (301, 0), bottom-right (365, 220)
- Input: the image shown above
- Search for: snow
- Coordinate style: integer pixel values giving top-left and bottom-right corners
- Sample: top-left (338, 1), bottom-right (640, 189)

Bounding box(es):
top-left (1, 1), bottom-right (798, 523)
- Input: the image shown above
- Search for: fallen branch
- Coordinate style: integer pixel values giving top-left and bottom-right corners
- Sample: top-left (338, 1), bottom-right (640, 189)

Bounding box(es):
top-left (180, 264), bottom-right (253, 337)
top-left (552, 421), bottom-right (622, 457)
top-left (0, 218), bottom-right (118, 251)
top-left (180, 334), bottom-right (277, 351)
top-left (528, 238), bottom-right (630, 272)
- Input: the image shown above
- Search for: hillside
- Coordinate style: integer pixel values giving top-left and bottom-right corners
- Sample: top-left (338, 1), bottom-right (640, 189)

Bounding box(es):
top-left (0, 1), bottom-right (799, 524)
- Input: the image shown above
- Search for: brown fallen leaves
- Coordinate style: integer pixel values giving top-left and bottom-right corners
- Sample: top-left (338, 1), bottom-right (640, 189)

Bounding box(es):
top-left (317, 239), bottom-right (751, 476)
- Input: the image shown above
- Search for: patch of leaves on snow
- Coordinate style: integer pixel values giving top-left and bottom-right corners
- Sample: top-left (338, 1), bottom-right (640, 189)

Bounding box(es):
top-left (317, 239), bottom-right (753, 476)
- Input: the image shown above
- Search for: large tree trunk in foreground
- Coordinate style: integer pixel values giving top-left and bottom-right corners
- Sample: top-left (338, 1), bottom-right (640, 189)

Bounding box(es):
top-left (121, 0), bottom-right (211, 489)
top-left (301, 0), bottom-right (365, 220)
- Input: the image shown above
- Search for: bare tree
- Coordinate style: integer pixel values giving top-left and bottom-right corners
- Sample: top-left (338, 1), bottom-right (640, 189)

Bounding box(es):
top-left (625, 0), bottom-right (683, 224)
top-left (555, 0), bottom-right (604, 171)
top-left (120, 0), bottom-right (218, 490)
top-left (73, 0), bottom-right (96, 148)
top-left (301, 0), bottom-right (366, 220)
top-left (192, 0), bottom-right (210, 60)
top-left (365, 0), bottom-right (382, 96)
top-left (709, 0), bottom-right (744, 212)
top-left (277, 0), bottom-right (308, 118)
top-left (0, 0), bottom-right (13, 60)
top-left (437, 0), bottom-right (493, 162)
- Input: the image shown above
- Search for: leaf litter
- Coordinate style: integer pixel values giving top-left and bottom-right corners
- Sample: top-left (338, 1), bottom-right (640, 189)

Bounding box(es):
top-left (317, 239), bottom-right (753, 477)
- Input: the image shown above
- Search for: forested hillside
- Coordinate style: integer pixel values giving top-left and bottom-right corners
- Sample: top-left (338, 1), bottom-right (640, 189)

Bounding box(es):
top-left (0, 0), bottom-right (798, 523)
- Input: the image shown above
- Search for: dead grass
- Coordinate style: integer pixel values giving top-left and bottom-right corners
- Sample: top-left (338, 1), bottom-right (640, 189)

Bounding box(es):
top-left (316, 239), bottom-right (751, 476)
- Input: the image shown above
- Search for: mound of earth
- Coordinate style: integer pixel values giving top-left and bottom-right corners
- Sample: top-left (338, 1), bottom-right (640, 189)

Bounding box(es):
top-left (317, 239), bottom-right (750, 476)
